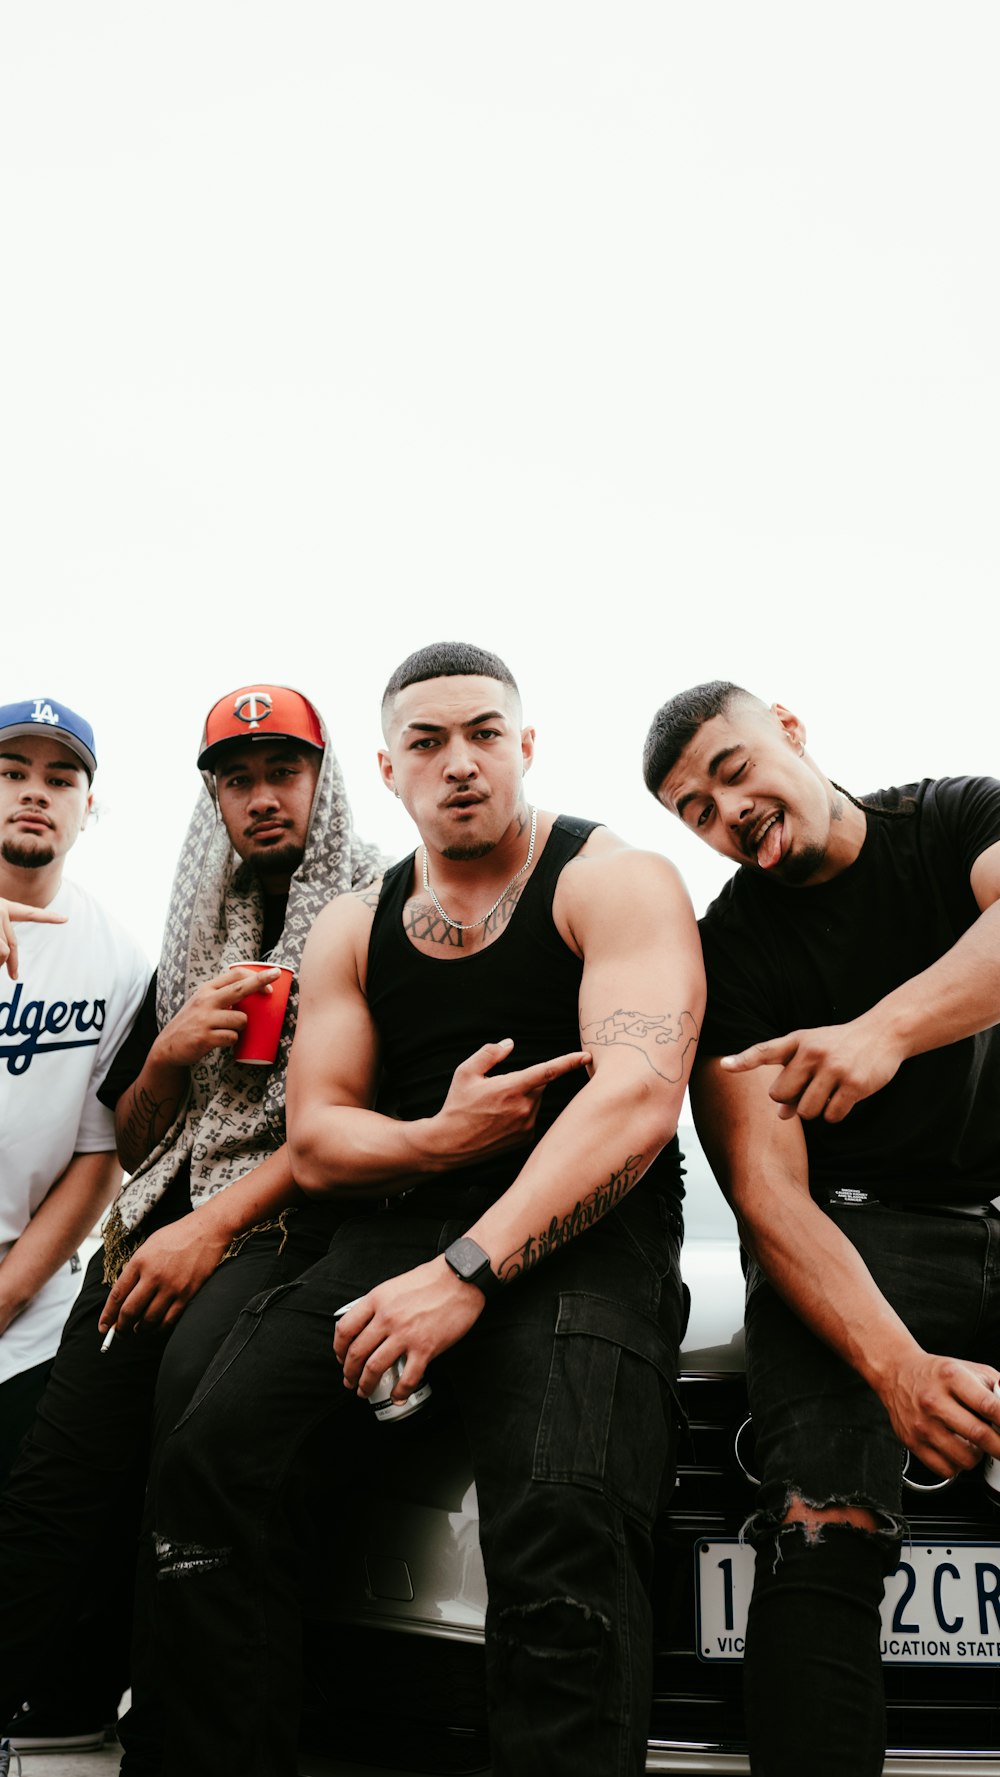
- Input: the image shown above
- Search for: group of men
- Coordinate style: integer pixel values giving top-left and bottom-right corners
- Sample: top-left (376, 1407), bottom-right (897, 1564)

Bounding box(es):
top-left (0, 648), bottom-right (997, 1777)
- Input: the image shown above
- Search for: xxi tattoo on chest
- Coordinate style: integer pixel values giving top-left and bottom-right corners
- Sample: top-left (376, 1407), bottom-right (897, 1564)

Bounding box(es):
top-left (403, 884), bottom-right (526, 950)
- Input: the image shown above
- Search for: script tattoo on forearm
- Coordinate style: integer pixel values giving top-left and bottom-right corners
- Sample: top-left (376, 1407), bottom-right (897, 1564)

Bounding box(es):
top-left (119, 1082), bottom-right (182, 1169)
top-left (580, 1008), bottom-right (699, 1081)
top-left (497, 1151), bottom-right (646, 1280)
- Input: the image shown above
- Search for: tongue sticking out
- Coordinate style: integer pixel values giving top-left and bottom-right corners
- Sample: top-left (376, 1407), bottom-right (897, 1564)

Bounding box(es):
top-left (756, 817), bottom-right (784, 870)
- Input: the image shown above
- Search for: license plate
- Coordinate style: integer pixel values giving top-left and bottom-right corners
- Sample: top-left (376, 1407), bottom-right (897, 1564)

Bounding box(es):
top-left (696, 1537), bottom-right (1000, 1665)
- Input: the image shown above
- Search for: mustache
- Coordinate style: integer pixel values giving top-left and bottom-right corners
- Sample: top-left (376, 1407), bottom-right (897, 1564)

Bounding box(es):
top-left (245, 818), bottom-right (293, 838)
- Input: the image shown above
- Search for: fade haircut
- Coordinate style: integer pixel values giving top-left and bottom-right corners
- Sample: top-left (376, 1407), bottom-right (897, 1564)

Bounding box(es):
top-left (642, 680), bottom-right (764, 796)
top-left (381, 641), bottom-right (520, 724)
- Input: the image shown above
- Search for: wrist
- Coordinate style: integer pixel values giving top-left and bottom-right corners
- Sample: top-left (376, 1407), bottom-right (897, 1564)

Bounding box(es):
top-left (189, 1195), bottom-right (249, 1246)
top-left (857, 1322), bottom-right (925, 1396)
top-left (147, 1033), bottom-right (192, 1083)
top-left (0, 1284), bottom-right (26, 1333)
top-left (443, 1235), bottom-right (503, 1299)
top-left (861, 998), bottom-right (913, 1066)
top-left (408, 1115), bottom-right (451, 1175)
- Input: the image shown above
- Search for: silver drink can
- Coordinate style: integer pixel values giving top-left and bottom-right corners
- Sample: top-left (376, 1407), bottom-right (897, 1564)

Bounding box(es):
top-left (985, 1380), bottom-right (1000, 1505)
top-left (334, 1299), bottom-right (431, 1424)
top-left (367, 1356), bottom-right (432, 1423)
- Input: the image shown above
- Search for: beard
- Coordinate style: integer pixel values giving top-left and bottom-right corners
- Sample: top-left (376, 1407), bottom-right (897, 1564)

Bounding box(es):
top-left (246, 843), bottom-right (305, 881)
top-left (2, 839), bottom-right (55, 870)
top-left (441, 841), bottom-right (497, 861)
top-left (768, 841), bottom-right (828, 886)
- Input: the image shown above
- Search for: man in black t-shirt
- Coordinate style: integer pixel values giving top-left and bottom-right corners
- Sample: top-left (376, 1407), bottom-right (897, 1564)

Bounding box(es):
top-left (642, 680), bottom-right (1000, 1777)
top-left (0, 683), bottom-right (387, 1770)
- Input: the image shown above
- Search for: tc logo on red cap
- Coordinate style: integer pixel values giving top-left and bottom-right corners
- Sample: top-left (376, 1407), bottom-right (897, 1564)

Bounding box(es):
top-left (198, 684), bottom-right (324, 769)
top-left (234, 692), bottom-right (273, 730)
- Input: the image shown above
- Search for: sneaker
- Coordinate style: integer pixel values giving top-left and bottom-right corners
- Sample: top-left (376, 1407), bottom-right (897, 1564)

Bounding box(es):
top-left (5, 1699), bottom-right (111, 1752)
top-left (0, 1739), bottom-right (21, 1777)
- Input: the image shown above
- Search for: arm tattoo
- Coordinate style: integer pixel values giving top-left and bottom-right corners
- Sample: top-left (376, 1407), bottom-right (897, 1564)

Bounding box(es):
top-left (580, 1008), bottom-right (699, 1082)
top-left (497, 1151), bottom-right (646, 1281)
top-left (118, 1082), bottom-right (182, 1170)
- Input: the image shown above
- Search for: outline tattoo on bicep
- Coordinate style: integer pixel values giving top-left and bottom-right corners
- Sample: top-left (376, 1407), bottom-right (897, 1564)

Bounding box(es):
top-left (497, 1151), bottom-right (646, 1280)
top-left (581, 1008), bottom-right (699, 1082)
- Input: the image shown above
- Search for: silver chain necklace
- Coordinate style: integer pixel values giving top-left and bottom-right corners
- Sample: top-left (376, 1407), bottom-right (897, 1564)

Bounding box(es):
top-left (422, 806), bottom-right (538, 932)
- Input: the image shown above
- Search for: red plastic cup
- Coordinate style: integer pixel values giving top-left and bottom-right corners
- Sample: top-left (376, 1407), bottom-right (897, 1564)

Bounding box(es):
top-left (232, 963), bottom-right (294, 1065)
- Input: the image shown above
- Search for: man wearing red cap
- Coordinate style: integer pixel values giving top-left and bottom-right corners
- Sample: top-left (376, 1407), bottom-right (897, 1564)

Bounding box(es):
top-left (0, 686), bottom-right (387, 1767)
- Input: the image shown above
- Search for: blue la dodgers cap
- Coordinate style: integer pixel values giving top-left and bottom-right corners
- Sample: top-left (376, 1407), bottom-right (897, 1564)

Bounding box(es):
top-left (0, 698), bottom-right (98, 780)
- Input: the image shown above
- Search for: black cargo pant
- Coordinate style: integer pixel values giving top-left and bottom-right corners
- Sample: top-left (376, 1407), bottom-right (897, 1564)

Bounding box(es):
top-left (154, 1182), bottom-right (685, 1777)
top-left (0, 1185), bottom-right (340, 1764)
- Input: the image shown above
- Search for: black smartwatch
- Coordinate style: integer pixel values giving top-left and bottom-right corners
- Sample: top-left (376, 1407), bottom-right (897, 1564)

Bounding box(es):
top-left (443, 1236), bottom-right (503, 1300)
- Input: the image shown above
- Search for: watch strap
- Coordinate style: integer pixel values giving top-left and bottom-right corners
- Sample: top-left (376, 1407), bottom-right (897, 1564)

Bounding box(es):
top-left (444, 1236), bottom-right (504, 1299)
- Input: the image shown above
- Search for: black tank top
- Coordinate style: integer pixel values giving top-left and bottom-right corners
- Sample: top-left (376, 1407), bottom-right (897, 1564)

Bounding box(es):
top-left (367, 814), bottom-right (681, 1204)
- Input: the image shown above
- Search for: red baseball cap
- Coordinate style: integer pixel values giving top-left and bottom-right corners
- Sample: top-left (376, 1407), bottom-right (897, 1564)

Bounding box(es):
top-left (197, 685), bottom-right (325, 770)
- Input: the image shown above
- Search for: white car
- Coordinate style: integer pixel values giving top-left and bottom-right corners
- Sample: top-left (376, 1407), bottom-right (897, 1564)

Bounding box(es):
top-left (300, 1130), bottom-right (1000, 1776)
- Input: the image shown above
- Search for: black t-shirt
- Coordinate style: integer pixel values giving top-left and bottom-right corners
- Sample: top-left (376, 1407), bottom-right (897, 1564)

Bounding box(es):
top-left (97, 970), bottom-right (160, 1111)
top-left (698, 776), bottom-right (1000, 1200)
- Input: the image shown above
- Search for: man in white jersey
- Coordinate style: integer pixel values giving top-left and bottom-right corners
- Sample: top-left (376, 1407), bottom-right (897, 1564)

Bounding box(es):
top-left (0, 697), bottom-right (148, 1777)
top-left (0, 697), bottom-right (148, 1472)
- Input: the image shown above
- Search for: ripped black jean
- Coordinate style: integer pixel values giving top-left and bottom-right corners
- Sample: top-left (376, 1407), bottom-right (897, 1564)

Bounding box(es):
top-left (152, 1182), bottom-right (684, 1777)
top-left (742, 1201), bottom-right (1000, 1777)
top-left (0, 1189), bottom-right (341, 1758)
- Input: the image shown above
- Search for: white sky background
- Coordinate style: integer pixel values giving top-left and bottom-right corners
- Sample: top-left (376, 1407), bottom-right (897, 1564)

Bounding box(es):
top-left (2, 4), bottom-right (998, 964)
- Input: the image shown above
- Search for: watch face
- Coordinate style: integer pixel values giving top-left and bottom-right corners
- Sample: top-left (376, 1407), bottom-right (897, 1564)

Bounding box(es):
top-left (448, 1237), bottom-right (487, 1280)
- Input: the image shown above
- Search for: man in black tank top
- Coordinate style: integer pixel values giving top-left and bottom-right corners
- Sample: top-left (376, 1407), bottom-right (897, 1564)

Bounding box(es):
top-left (643, 680), bottom-right (1000, 1777)
top-left (152, 641), bottom-right (705, 1777)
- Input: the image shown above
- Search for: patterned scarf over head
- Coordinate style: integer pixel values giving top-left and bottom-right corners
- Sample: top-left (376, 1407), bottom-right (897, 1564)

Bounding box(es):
top-left (104, 695), bottom-right (389, 1258)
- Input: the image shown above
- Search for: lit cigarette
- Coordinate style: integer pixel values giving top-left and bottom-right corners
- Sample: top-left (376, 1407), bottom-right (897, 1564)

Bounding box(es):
top-left (100, 1326), bottom-right (116, 1354)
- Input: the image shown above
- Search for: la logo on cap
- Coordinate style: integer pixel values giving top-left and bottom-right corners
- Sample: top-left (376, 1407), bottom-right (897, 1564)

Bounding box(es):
top-left (234, 691), bottom-right (273, 730)
top-left (30, 700), bottom-right (60, 727)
